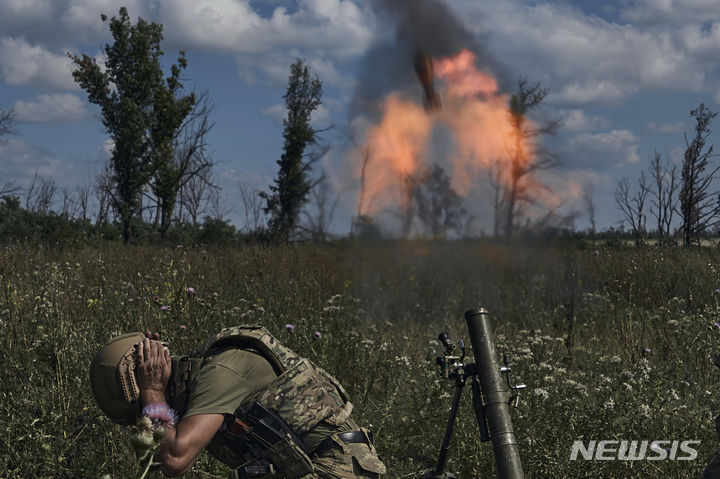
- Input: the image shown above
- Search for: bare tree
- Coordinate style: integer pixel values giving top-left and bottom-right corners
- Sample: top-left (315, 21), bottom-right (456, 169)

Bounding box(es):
top-left (94, 162), bottom-right (115, 226)
top-left (488, 161), bottom-right (505, 237)
top-left (582, 183), bottom-right (596, 238)
top-left (0, 181), bottom-right (20, 197)
top-left (680, 104), bottom-right (720, 247)
top-left (238, 185), bottom-right (265, 232)
top-left (615, 173), bottom-right (650, 247)
top-left (180, 171), bottom-right (211, 225)
top-left (0, 105), bottom-right (16, 140)
top-left (344, 124), bottom-right (375, 234)
top-left (26, 170), bottom-right (57, 214)
top-left (648, 151), bottom-right (677, 240)
top-left (301, 169), bottom-right (345, 241)
top-left (151, 90), bottom-right (216, 237)
top-left (76, 182), bottom-right (90, 221)
top-left (502, 78), bottom-right (561, 238)
top-left (413, 165), bottom-right (466, 238)
top-left (61, 188), bottom-right (78, 219)
top-left (207, 186), bottom-right (230, 221)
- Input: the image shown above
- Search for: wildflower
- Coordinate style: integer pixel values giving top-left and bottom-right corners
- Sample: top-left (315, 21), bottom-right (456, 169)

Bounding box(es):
top-left (714, 322), bottom-right (720, 330)
top-left (285, 324), bottom-right (295, 332)
top-left (533, 388), bottom-right (549, 399)
top-left (643, 347), bottom-right (651, 354)
top-left (314, 331), bottom-right (322, 339)
top-left (213, 292), bottom-right (218, 297)
top-left (186, 287), bottom-right (195, 294)
top-left (161, 305), bottom-right (169, 312)
top-left (593, 250), bottom-right (600, 256)
top-left (179, 325), bottom-right (187, 331)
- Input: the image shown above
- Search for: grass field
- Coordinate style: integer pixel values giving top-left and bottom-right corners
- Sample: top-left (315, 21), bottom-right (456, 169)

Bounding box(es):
top-left (2, 239), bottom-right (720, 478)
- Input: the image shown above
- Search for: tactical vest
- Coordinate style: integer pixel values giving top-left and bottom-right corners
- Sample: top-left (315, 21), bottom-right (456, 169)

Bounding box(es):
top-left (167, 326), bottom-right (353, 473)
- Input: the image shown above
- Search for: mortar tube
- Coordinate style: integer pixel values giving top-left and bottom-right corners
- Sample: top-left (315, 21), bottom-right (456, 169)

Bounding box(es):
top-left (465, 308), bottom-right (524, 479)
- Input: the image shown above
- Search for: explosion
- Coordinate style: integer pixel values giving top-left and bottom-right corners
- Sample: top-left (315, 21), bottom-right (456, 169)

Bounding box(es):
top-left (355, 49), bottom-right (540, 223)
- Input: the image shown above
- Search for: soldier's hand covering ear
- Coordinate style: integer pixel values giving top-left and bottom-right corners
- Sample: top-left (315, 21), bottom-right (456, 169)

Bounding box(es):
top-left (145, 329), bottom-right (160, 340)
top-left (136, 338), bottom-right (171, 400)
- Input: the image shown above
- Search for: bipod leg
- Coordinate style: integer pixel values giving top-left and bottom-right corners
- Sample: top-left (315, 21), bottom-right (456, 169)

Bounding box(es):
top-left (432, 375), bottom-right (464, 478)
top-left (471, 376), bottom-right (490, 442)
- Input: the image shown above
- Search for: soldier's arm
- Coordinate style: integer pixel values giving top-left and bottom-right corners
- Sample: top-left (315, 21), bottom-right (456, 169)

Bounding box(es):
top-left (137, 339), bottom-right (224, 477)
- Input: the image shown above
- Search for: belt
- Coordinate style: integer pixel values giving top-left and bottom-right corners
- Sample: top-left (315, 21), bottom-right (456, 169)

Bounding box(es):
top-left (312, 430), bottom-right (371, 456)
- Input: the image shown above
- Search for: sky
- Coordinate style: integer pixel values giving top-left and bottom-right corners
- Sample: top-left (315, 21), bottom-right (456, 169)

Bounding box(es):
top-left (1, 0), bottom-right (720, 236)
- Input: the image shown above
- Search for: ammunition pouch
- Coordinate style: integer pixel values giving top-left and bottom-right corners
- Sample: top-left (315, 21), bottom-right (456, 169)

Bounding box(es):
top-left (265, 434), bottom-right (313, 479)
top-left (222, 401), bottom-right (314, 479)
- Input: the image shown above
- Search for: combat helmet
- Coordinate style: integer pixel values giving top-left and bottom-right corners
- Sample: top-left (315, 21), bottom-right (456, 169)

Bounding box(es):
top-left (89, 332), bottom-right (145, 425)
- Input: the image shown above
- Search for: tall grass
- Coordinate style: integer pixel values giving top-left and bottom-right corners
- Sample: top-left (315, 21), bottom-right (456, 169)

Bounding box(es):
top-left (1, 240), bottom-right (720, 478)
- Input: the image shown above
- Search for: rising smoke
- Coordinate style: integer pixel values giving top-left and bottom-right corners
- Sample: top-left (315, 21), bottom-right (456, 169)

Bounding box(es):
top-left (350, 0), bottom-right (509, 120)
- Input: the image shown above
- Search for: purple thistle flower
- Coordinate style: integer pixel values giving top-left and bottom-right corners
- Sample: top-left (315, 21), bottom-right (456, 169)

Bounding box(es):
top-left (285, 324), bottom-right (295, 332)
top-left (186, 287), bottom-right (196, 294)
top-left (644, 347), bottom-right (651, 354)
top-left (179, 325), bottom-right (187, 331)
top-left (714, 322), bottom-right (720, 330)
top-left (161, 305), bottom-right (169, 311)
top-left (314, 331), bottom-right (322, 339)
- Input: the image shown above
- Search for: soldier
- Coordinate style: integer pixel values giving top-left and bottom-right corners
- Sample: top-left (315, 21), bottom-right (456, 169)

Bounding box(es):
top-left (89, 326), bottom-right (386, 478)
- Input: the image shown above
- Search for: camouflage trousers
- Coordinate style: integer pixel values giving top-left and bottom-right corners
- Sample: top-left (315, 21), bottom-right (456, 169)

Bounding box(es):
top-left (306, 428), bottom-right (386, 479)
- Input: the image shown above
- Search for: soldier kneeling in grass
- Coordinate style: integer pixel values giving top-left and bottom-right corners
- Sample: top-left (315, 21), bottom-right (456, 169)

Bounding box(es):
top-left (90, 326), bottom-right (386, 478)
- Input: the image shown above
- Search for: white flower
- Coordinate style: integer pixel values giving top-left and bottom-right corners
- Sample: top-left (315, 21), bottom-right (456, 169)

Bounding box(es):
top-left (533, 388), bottom-right (549, 399)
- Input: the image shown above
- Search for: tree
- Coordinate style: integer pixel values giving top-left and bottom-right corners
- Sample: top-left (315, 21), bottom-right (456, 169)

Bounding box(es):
top-left (261, 59), bottom-right (323, 241)
top-left (500, 78), bottom-right (559, 238)
top-left (582, 183), bottom-right (596, 238)
top-left (648, 151), bottom-right (677, 240)
top-left (0, 105), bottom-right (20, 198)
top-left (25, 170), bottom-right (57, 214)
top-left (151, 90), bottom-right (213, 237)
top-left (0, 105), bottom-right (15, 140)
top-left (615, 173), bottom-right (650, 247)
top-left (679, 104), bottom-right (720, 247)
top-left (413, 165), bottom-right (466, 238)
top-left (69, 7), bottom-right (194, 243)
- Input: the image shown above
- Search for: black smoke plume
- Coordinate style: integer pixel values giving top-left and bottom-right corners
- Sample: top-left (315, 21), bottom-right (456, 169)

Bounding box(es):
top-left (350, 0), bottom-right (509, 119)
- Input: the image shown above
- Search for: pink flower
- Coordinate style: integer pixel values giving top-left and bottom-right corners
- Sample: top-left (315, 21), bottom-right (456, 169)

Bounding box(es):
top-left (213, 292), bottom-right (218, 297)
top-left (179, 325), bottom-right (187, 331)
top-left (314, 331), bottom-right (322, 339)
top-left (186, 287), bottom-right (196, 294)
top-left (161, 305), bottom-right (169, 311)
top-left (285, 324), bottom-right (295, 332)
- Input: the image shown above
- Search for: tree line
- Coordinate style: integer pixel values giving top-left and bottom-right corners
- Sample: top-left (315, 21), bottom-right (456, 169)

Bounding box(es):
top-left (4, 7), bottom-right (719, 245)
top-left (614, 104), bottom-right (720, 247)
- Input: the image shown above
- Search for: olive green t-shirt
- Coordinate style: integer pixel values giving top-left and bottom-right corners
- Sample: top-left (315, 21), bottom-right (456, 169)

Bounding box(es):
top-left (182, 347), bottom-right (356, 451)
top-left (183, 348), bottom-right (277, 417)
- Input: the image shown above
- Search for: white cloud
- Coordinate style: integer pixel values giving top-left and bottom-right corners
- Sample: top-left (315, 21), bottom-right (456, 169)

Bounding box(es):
top-left (451, 0), bottom-right (711, 105)
top-left (0, 37), bottom-right (76, 90)
top-left (13, 93), bottom-right (88, 122)
top-left (0, 138), bottom-right (89, 188)
top-left (557, 109), bottom-right (610, 132)
top-left (260, 104), bottom-right (286, 126)
top-left (563, 130), bottom-right (641, 168)
top-left (647, 121), bottom-right (686, 134)
top-left (0, 1), bottom-right (372, 91)
top-left (620, 0), bottom-right (719, 25)
top-left (158, 0), bottom-right (374, 58)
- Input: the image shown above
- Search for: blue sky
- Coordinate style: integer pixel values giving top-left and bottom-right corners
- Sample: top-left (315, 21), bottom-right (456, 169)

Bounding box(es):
top-left (1, 0), bottom-right (720, 235)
